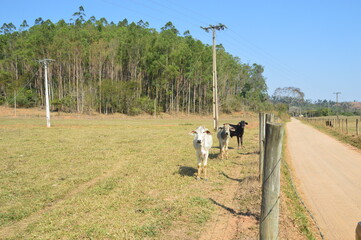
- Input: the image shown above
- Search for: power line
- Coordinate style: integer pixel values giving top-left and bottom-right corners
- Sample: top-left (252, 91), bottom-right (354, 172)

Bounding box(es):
top-left (152, 0), bottom-right (302, 80)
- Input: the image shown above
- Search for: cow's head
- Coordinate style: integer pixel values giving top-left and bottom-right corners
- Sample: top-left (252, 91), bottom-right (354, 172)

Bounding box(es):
top-left (219, 123), bottom-right (235, 136)
top-left (190, 126), bottom-right (211, 144)
top-left (238, 121), bottom-right (248, 128)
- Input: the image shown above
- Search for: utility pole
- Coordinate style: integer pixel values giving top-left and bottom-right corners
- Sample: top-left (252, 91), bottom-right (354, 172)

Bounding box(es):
top-left (333, 91), bottom-right (341, 104)
top-left (333, 92), bottom-right (341, 118)
top-left (39, 59), bottom-right (55, 128)
top-left (201, 24), bottom-right (227, 131)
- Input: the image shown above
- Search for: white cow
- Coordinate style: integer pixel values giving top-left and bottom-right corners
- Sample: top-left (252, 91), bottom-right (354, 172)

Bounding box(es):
top-left (217, 124), bottom-right (235, 159)
top-left (190, 126), bottom-right (213, 180)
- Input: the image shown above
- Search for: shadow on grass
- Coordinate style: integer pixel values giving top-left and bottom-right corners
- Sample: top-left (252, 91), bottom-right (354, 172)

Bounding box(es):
top-left (209, 198), bottom-right (259, 220)
top-left (238, 151), bottom-right (259, 155)
top-left (178, 166), bottom-right (197, 177)
top-left (221, 172), bottom-right (259, 183)
top-left (209, 153), bottom-right (219, 159)
top-left (212, 146), bottom-right (235, 150)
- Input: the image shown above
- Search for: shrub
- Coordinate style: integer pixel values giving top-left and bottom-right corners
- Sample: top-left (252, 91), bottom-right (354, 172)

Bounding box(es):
top-left (137, 96), bottom-right (154, 114)
top-left (8, 89), bottom-right (37, 108)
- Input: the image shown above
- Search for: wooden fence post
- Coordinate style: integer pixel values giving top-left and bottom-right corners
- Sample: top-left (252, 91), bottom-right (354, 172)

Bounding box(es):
top-left (346, 119), bottom-right (348, 135)
top-left (356, 222), bottom-right (361, 240)
top-left (259, 112), bottom-right (266, 182)
top-left (342, 119), bottom-right (344, 133)
top-left (357, 119), bottom-right (359, 136)
top-left (260, 123), bottom-right (284, 240)
top-left (266, 113), bottom-right (274, 123)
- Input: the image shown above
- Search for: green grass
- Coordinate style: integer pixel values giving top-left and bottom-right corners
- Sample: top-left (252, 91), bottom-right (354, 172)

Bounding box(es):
top-left (0, 115), bottom-right (260, 239)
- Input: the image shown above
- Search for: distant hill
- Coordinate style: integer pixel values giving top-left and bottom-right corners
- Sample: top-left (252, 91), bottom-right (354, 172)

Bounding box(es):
top-left (350, 102), bottom-right (361, 110)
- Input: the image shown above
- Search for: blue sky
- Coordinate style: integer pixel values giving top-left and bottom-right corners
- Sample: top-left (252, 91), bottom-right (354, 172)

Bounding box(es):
top-left (1, 0), bottom-right (360, 102)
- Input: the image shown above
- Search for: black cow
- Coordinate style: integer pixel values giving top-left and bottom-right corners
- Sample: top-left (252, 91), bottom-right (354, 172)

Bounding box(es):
top-left (229, 121), bottom-right (248, 149)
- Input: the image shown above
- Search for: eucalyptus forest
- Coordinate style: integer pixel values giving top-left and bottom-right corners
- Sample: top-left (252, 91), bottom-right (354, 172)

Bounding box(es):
top-left (0, 7), bottom-right (269, 115)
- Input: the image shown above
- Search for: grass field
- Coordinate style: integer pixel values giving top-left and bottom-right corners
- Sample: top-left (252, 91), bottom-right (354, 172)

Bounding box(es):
top-left (0, 112), bottom-right (264, 239)
top-left (1, 107), bottom-right (320, 239)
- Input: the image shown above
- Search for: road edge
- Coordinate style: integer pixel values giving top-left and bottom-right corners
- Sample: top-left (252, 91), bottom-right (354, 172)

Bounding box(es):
top-left (280, 121), bottom-right (323, 239)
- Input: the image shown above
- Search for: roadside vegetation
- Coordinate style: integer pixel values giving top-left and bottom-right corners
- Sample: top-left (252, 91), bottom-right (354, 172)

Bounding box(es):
top-left (301, 116), bottom-right (361, 150)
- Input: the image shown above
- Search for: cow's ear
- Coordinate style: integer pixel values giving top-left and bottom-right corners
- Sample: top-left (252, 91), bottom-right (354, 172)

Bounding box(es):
top-left (205, 130), bottom-right (212, 135)
top-left (245, 122), bottom-right (248, 125)
top-left (189, 130), bottom-right (196, 136)
top-left (218, 127), bottom-right (223, 130)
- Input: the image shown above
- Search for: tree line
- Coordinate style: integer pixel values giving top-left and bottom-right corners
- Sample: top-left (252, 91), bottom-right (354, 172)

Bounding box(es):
top-left (270, 87), bottom-right (360, 117)
top-left (0, 7), bottom-right (269, 115)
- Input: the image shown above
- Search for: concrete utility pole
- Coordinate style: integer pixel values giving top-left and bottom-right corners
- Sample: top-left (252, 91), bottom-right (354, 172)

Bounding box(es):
top-left (201, 24), bottom-right (227, 131)
top-left (333, 92), bottom-right (341, 118)
top-left (39, 59), bottom-right (55, 128)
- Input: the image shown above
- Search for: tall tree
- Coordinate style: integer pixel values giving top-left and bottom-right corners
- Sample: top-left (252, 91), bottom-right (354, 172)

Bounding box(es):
top-left (0, 7), bottom-right (269, 115)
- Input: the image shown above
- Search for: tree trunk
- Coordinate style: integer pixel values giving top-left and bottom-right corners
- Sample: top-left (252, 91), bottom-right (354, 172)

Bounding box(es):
top-left (187, 82), bottom-right (191, 115)
top-left (176, 78), bottom-right (180, 113)
top-left (99, 65), bottom-right (102, 114)
top-left (193, 84), bottom-right (196, 113)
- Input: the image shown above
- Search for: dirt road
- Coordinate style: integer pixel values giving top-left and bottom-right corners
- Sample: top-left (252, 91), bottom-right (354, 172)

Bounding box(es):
top-left (287, 118), bottom-right (361, 240)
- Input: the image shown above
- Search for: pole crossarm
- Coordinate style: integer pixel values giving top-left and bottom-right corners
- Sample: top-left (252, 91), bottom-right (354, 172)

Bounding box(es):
top-left (38, 59), bottom-right (55, 66)
top-left (333, 91), bottom-right (341, 103)
top-left (200, 24), bottom-right (227, 32)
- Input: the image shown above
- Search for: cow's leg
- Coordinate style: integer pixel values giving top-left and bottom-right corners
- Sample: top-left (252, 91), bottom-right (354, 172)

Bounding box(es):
top-left (203, 153), bottom-right (209, 180)
top-left (240, 136), bottom-right (243, 147)
top-left (197, 164), bottom-right (202, 180)
top-left (203, 166), bottom-right (207, 180)
top-left (219, 143), bottom-right (223, 159)
top-left (225, 140), bottom-right (229, 159)
top-left (237, 136), bottom-right (240, 149)
top-left (221, 146), bottom-right (224, 159)
top-left (196, 152), bottom-right (202, 180)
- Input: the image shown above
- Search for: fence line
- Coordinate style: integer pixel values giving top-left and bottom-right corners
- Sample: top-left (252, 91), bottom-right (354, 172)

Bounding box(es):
top-left (260, 122), bottom-right (284, 240)
top-left (303, 117), bottom-right (361, 136)
top-left (259, 113), bottom-right (266, 182)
